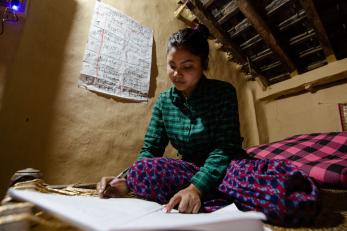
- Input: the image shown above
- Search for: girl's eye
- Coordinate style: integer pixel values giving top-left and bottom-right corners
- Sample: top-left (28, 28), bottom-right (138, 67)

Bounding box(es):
top-left (182, 66), bottom-right (192, 70)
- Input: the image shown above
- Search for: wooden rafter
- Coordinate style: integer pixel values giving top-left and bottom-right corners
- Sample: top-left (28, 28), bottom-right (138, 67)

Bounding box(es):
top-left (298, 0), bottom-right (336, 62)
top-left (187, 0), bottom-right (246, 64)
top-left (201, 0), bottom-right (214, 8)
top-left (236, 0), bottom-right (297, 73)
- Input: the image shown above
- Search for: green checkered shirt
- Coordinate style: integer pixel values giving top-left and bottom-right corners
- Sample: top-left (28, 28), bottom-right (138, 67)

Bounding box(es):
top-left (137, 76), bottom-right (244, 194)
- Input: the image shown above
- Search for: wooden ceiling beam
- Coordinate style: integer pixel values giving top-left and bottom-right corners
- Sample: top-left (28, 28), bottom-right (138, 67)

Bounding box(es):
top-left (298, 0), bottom-right (336, 62)
top-left (188, 0), bottom-right (246, 64)
top-left (236, 0), bottom-right (297, 73)
top-left (201, 0), bottom-right (214, 9)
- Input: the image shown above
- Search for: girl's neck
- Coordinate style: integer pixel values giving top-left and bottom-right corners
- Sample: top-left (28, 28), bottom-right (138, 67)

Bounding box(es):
top-left (182, 86), bottom-right (196, 99)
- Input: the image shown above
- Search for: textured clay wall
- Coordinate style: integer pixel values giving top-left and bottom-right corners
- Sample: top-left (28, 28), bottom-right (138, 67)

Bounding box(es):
top-left (253, 80), bottom-right (347, 144)
top-left (250, 58), bottom-right (347, 144)
top-left (0, 0), bottom-right (256, 196)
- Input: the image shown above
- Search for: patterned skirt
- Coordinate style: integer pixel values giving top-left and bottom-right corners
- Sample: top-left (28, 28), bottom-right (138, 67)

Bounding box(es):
top-left (126, 157), bottom-right (319, 226)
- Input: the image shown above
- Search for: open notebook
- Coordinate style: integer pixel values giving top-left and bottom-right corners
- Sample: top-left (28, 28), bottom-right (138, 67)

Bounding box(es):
top-left (9, 189), bottom-right (267, 231)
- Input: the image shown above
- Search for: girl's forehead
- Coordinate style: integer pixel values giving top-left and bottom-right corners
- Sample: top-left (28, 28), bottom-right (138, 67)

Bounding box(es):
top-left (167, 48), bottom-right (200, 61)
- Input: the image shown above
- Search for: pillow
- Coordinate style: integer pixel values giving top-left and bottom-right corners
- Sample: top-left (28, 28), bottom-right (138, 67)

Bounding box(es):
top-left (246, 132), bottom-right (347, 188)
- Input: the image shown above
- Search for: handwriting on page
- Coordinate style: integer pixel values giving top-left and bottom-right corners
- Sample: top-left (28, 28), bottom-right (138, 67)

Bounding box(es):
top-left (79, 1), bottom-right (153, 101)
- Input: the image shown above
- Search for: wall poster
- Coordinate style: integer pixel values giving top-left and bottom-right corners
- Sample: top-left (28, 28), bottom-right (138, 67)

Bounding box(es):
top-left (80, 1), bottom-right (153, 101)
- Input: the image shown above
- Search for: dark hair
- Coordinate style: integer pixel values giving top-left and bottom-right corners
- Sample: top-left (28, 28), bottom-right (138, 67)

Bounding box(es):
top-left (167, 24), bottom-right (210, 70)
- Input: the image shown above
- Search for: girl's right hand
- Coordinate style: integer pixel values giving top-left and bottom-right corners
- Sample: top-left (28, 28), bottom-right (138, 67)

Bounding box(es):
top-left (96, 176), bottom-right (129, 198)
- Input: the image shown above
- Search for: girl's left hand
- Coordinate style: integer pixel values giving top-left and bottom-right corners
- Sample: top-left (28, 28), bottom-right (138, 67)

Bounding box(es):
top-left (163, 184), bottom-right (202, 213)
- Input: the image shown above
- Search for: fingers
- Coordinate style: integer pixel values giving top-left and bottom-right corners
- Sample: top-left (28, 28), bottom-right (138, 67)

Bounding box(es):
top-left (102, 185), bottom-right (120, 198)
top-left (164, 190), bottom-right (201, 214)
top-left (97, 176), bottom-right (115, 198)
top-left (164, 194), bottom-right (181, 213)
top-left (192, 201), bottom-right (201, 214)
top-left (109, 177), bottom-right (125, 186)
top-left (109, 177), bottom-right (129, 197)
top-left (97, 176), bottom-right (130, 198)
top-left (178, 196), bottom-right (190, 213)
top-left (178, 195), bottom-right (200, 213)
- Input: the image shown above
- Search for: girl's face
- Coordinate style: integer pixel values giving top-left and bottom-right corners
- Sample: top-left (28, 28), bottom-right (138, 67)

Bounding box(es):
top-left (167, 47), bottom-right (203, 98)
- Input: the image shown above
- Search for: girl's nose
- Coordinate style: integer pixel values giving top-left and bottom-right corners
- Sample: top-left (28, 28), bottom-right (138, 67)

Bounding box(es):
top-left (173, 68), bottom-right (182, 78)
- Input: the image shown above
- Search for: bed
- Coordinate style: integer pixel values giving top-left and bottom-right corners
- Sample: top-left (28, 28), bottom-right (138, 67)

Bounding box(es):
top-left (246, 132), bottom-right (347, 231)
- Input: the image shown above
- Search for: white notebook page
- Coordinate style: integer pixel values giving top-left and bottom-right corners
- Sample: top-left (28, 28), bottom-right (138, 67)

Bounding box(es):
top-left (9, 189), bottom-right (266, 231)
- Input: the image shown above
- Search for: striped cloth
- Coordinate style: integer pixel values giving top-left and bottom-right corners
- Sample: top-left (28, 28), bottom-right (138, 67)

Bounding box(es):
top-left (246, 132), bottom-right (347, 188)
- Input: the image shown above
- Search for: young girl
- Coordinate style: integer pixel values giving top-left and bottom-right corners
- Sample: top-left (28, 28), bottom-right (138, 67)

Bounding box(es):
top-left (97, 25), bottom-right (319, 226)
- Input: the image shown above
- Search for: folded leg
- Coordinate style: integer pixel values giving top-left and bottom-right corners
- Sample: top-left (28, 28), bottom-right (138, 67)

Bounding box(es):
top-left (127, 157), bottom-right (199, 204)
top-left (218, 159), bottom-right (320, 226)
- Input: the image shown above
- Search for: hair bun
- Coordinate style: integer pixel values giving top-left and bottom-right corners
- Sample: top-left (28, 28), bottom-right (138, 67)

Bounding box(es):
top-left (194, 24), bottom-right (210, 39)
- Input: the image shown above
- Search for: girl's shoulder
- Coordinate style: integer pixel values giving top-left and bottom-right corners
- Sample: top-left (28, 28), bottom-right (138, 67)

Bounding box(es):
top-left (204, 78), bottom-right (236, 96)
top-left (155, 87), bottom-right (176, 104)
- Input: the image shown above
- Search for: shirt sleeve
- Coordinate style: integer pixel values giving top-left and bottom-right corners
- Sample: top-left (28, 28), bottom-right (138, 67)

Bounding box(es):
top-left (137, 94), bottom-right (169, 160)
top-left (191, 85), bottom-right (245, 194)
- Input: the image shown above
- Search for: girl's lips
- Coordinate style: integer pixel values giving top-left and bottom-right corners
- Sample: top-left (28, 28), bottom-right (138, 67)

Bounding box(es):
top-left (173, 80), bottom-right (185, 85)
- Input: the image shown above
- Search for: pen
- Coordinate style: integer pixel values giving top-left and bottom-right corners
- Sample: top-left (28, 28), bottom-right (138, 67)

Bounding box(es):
top-left (116, 167), bottom-right (129, 178)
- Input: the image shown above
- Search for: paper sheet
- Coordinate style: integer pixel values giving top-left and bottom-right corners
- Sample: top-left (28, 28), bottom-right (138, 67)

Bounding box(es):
top-left (9, 189), bottom-right (267, 231)
top-left (79, 1), bottom-right (153, 101)
top-left (9, 189), bottom-right (265, 231)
